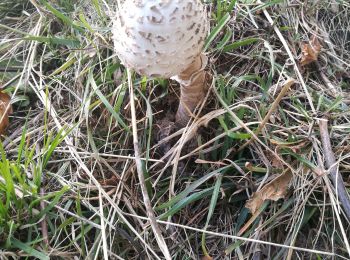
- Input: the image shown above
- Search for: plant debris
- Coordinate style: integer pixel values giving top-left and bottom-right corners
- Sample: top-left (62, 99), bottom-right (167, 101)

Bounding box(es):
top-left (1, 1), bottom-right (350, 259)
top-left (246, 170), bottom-right (293, 214)
top-left (300, 35), bottom-right (322, 66)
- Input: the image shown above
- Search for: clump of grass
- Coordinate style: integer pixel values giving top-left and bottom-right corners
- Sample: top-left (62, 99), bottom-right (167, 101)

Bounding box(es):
top-left (0, 123), bottom-right (69, 259)
top-left (0, 0), bottom-right (350, 259)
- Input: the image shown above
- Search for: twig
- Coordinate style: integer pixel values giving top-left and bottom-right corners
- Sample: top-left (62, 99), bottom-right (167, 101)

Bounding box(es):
top-left (127, 69), bottom-right (171, 260)
top-left (318, 119), bottom-right (350, 220)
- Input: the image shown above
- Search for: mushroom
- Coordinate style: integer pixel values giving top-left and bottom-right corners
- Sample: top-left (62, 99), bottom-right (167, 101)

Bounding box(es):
top-left (112, 0), bottom-right (209, 126)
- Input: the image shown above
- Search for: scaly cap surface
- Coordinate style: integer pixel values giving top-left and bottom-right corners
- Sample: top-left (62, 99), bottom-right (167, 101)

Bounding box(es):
top-left (112, 0), bottom-right (208, 78)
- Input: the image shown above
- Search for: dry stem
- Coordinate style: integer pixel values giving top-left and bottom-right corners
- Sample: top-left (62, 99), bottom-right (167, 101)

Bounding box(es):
top-left (40, 188), bottom-right (49, 247)
top-left (127, 69), bottom-right (171, 260)
top-left (319, 119), bottom-right (350, 220)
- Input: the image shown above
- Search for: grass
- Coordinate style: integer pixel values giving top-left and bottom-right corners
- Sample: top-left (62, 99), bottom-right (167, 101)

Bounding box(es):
top-left (1, 0), bottom-right (350, 259)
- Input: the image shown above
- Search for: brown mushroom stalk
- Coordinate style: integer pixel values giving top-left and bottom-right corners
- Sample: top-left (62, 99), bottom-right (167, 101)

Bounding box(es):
top-left (173, 54), bottom-right (209, 126)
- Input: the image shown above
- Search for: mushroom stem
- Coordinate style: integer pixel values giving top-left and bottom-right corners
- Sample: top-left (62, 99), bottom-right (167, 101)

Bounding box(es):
top-left (173, 54), bottom-right (209, 126)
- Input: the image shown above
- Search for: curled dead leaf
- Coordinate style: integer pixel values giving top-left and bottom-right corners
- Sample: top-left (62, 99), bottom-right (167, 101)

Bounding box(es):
top-left (0, 91), bottom-right (12, 136)
top-left (245, 170), bottom-right (293, 214)
top-left (300, 35), bottom-right (322, 66)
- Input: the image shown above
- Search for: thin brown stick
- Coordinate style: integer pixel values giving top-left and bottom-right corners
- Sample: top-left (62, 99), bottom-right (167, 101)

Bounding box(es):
top-left (319, 119), bottom-right (350, 220)
top-left (236, 78), bottom-right (295, 153)
top-left (40, 188), bottom-right (49, 247)
top-left (127, 69), bottom-right (171, 260)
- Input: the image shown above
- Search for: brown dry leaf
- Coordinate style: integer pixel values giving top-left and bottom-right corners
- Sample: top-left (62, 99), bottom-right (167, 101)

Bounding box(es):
top-left (300, 36), bottom-right (322, 66)
top-left (202, 256), bottom-right (213, 260)
top-left (246, 170), bottom-right (293, 214)
top-left (0, 91), bottom-right (12, 136)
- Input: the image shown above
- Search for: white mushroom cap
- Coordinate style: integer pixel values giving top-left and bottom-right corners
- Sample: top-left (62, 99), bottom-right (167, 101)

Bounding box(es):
top-left (112, 0), bottom-right (208, 78)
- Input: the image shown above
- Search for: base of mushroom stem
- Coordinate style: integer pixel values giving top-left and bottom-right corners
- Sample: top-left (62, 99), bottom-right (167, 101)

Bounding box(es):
top-left (156, 116), bottom-right (200, 156)
top-left (172, 54), bottom-right (209, 127)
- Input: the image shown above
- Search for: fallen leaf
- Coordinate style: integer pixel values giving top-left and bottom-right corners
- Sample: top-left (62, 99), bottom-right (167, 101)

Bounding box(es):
top-left (202, 256), bottom-right (213, 260)
top-left (245, 170), bottom-right (293, 214)
top-left (300, 35), bottom-right (321, 66)
top-left (0, 91), bottom-right (12, 136)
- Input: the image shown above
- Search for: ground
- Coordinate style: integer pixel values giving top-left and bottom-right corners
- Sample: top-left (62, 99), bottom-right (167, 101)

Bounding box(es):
top-left (0, 0), bottom-right (350, 259)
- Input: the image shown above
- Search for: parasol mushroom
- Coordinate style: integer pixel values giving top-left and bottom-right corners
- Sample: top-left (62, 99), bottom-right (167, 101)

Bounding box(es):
top-left (112, 0), bottom-right (209, 126)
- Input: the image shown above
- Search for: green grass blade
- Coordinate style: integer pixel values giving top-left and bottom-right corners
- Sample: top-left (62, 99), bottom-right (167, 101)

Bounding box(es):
top-left (89, 72), bottom-right (129, 131)
top-left (226, 0), bottom-right (237, 13)
top-left (159, 187), bottom-right (214, 220)
top-left (24, 36), bottom-right (80, 47)
top-left (204, 13), bottom-right (231, 51)
top-left (225, 202), bottom-right (270, 255)
top-left (42, 126), bottom-right (74, 169)
top-left (223, 38), bottom-right (260, 53)
top-left (16, 119), bottom-right (28, 164)
top-left (10, 238), bottom-right (49, 260)
top-left (29, 186), bottom-right (69, 224)
top-left (156, 166), bottom-right (230, 210)
top-left (214, 29), bottom-right (233, 51)
top-left (40, 0), bottom-right (84, 32)
top-left (250, 0), bottom-right (284, 13)
top-left (202, 174), bottom-right (223, 257)
top-left (49, 57), bottom-right (77, 76)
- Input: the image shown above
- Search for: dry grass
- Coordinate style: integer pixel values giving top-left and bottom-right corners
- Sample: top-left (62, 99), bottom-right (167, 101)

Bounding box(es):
top-left (0, 0), bottom-right (350, 259)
